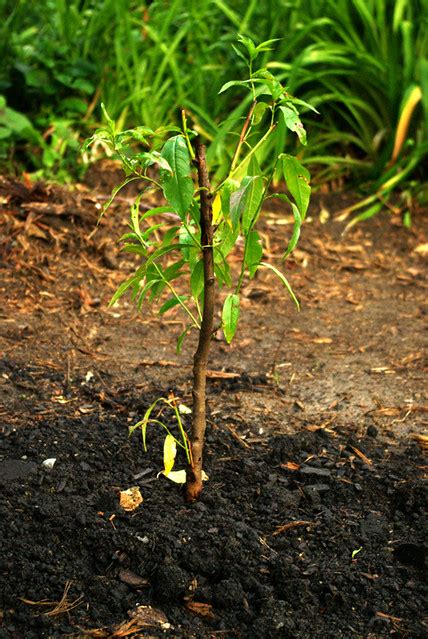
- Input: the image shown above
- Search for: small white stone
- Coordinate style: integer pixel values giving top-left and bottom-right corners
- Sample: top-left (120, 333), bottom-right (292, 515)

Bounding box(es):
top-left (42, 458), bottom-right (57, 470)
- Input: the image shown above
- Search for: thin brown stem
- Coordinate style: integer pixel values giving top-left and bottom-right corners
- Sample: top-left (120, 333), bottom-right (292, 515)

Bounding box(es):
top-left (230, 99), bottom-right (257, 172)
top-left (185, 140), bottom-right (215, 502)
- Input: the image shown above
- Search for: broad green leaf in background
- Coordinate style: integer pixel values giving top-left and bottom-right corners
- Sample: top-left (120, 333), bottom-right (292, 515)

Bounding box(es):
top-left (160, 135), bottom-right (194, 219)
top-left (245, 230), bottom-right (263, 277)
top-left (222, 293), bottom-right (240, 343)
top-left (279, 105), bottom-right (307, 146)
top-left (281, 155), bottom-right (311, 219)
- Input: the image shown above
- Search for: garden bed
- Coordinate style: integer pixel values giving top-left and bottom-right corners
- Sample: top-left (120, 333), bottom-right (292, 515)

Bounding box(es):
top-left (0, 174), bottom-right (427, 637)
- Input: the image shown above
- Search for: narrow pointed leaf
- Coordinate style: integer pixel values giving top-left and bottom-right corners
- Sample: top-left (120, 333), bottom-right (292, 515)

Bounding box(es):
top-left (100, 176), bottom-right (142, 220)
top-left (176, 324), bottom-right (194, 354)
top-left (283, 203), bottom-right (302, 258)
top-left (159, 295), bottom-right (188, 315)
top-left (190, 259), bottom-right (204, 298)
top-left (259, 262), bottom-right (299, 309)
top-left (245, 230), bottom-right (263, 277)
top-left (218, 80), bottom-right (252, 94)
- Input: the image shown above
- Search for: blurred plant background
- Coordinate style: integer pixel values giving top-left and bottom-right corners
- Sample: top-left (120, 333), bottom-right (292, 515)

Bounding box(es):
top-left (1, 0), bottom-right (427, 214)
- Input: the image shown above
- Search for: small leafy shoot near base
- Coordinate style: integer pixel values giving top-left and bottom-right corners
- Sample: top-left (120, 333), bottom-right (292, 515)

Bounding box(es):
top-left (85, 36), bottom-right (313, 501)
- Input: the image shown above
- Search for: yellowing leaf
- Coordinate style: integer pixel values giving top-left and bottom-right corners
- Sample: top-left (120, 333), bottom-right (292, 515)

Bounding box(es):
top-left (162, 469), bottom-right (209, 484)
top-left (178, 403), bottom-right (192, 414)
top-left (164, 469), bottom-right (187, 483)
top-left (163, 434), bottom-right (177, 475)
top-left (212, 193), bottom-right (222, 225)
top-left (413, 243), bottom-right (428, 255)
top-left (119, 486), bottom-right (143, 511)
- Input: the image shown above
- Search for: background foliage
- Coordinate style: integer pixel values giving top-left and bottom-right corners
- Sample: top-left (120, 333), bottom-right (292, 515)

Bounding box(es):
top-left (1, 0), bottom-right (427, 198)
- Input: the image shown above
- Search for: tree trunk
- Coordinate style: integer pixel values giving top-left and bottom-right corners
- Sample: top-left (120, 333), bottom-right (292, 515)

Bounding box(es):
top-left (185, 140), bottom-right (215, 503)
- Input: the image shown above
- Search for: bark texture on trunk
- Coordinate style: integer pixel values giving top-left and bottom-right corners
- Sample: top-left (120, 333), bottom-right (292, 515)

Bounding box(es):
top-left (185, 140), bottom-right (215, 503)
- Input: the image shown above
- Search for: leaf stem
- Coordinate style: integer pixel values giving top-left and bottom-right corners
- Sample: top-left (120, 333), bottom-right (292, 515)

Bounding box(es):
top-left (152, 262), bottom-right (201, 328)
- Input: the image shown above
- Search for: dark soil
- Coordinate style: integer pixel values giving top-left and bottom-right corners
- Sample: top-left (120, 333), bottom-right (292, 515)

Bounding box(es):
top-left (0, 171), bottom-right (427, 638)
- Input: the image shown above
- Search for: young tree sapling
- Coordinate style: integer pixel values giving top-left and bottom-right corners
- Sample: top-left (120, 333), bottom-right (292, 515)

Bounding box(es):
top-left (85, 36), bottom-right (315, 501)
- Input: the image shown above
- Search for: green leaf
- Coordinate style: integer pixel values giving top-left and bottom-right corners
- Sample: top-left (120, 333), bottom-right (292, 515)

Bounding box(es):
top-left (255, 38), bottom-right (281, 55)
top-left (130, 192), bottom-right (146, 241)
top-left (176, 324), bottom-right (195, 354)
top-left (135, 150), bottom-right (172, 172)
top-left (190, 259), bottom-right (204, 298)
top-left (252, 69), bottom-right (283, 100)
top-left (160, 135), bottom-right (194, 219)
top-left (230, 176), bottom-right (264, 232)
top-left (237, 34), bottom-right (257, 61)
top-left (222, 293), bottom-right (240, 344)
top-left (344, 202), bottom-right (383, 233)
top-left (403, 211), bottom-right (412, 228)
top-left (214, 260), bottom-right (232, 288)
top-left (101, 102), bottom-right (115, 131)
top-left (120, 244), bottom-right (147, 255)
top-left (100, 176), bottom-right (142, 220)
top-left (245, 230), bottom-right (263, 278)
top-left (108, 267), bottom-right (146, 307)
top-left (279, 105), bottom-right (307, 146)
top-left (230, 43), bottom-right (248, 64)
top-left (218, 80), bottom-right (253, 94)
top-left (140, 206), bottom-right (172, 221)
top-left (142, 223), bottom-right (164, 241)
top-left (159, 295), bottom-right (188, 315)
top-left (179, 225), bottom-right (200, 266)
top-left (259, 262), bottom-right (299, 310)
top-left (219, 178), bottom-right (240, 223)
top-left (285, 96), bottom-right (319, 115)
top-left (118, 126), bottom-right (155, 144)
top-left (162, 226), bottom-right (180, 245)
top-left (283, 203), bottom-right (302, 258)
top-left (214, 221), bottom-right (239, 260)
top-left (281, 155), bottom-right (311, 219)
top-left (351, 546), bottom-right (363, 560)
top-left (252, 101), bottom-right (270, 125)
